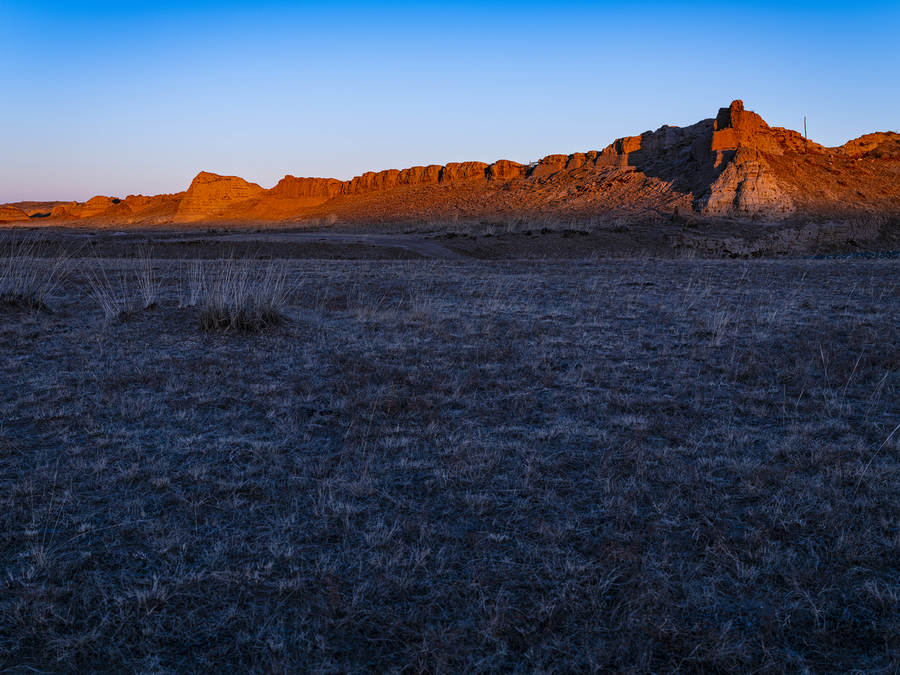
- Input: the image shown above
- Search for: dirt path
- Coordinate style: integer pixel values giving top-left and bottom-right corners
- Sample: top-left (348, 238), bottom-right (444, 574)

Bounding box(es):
top-left (156, 232), bottom-right (470, 260)
top-left (0, 228), bottom-right (473, 261)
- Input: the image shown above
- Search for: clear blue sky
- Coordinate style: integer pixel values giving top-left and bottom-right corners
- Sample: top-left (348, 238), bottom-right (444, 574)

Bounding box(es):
top-left (2, 1), bottom-right (898, 202)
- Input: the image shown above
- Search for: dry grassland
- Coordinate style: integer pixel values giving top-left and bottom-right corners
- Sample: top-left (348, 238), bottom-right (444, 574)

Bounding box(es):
top-left (2, 248), bottom-right (900, 673)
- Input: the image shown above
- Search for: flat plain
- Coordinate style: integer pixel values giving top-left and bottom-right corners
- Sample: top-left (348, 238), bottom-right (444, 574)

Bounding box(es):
top-left (2, 235), bottom-right (899, 673)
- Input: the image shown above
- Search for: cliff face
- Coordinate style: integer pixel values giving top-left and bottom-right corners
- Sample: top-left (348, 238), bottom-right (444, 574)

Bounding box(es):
top-left (269, 160), bottom-right (521, 202)
top-left (695, 148), bottom-right (795, 217)
top-left (594, 100), bottom-right (809, 219)
top-left (0, 206), bottom-right (31, 222)
top-left (25, 101), bottom-right (900, 227)
top-left (174, 172), bottom-right (266, 223)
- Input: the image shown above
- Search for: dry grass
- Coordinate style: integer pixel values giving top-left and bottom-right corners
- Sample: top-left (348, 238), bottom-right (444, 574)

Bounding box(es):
top-left (196, 258), bottom-right (287, 331)
top-left (417, 213), bottom-right (633, 238)
top-left (0, 239), bottom-right (66, 311)
top-left (84, 253), bottom-right (286, 331)
top-left (1, 252), bottom-right (900, 673)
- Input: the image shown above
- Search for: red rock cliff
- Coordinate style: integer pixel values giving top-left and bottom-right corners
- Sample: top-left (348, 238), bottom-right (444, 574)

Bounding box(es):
top-left (175, 172), bottom-right (266, 223)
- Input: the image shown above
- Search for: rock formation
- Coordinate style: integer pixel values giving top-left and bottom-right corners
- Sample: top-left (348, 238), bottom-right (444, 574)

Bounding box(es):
top-left (594, 100), bottom-right (808, 219)
top-left (838, 132), bottom-right (900, 159)
top-left (174, 172), bottom-right (266, 223)
top-left (269, 176), bottom-right (343, 202)
top-left (0, 206), bottom-right (31, 222)
top-left (7, 100), bottom-right (895, 232)
top-left (126, 193), bottom-right (181, 213)
top-left (695, 148), bottom-right (795, 218)
top-left (399, 165), bottom-right (442, 185)
top-left (80, 196), bottom-right (117, 219)
top-left (51, 203), bottom-right (78, 217)
top-left (487, 160), bottom-right (527, 181)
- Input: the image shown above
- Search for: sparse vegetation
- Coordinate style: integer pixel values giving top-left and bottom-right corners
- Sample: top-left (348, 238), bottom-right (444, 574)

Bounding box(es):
top-left (84, 257), bottom-right (143, 320)
top-left (1, 248), bottom-right (900, 673)
top-left (0, 239), bottom-right (65, 311)
top-left (427, 213), bottom-right (635, 238)
top-left (196, 257), bottom-right (287, 331)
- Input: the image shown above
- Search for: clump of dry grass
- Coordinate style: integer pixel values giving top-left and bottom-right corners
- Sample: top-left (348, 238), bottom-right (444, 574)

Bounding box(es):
top-left (136, 245), bottom-right (159, 309)
top-left (84, 259), bottom-right (138, 320)
top-left (84, 248), bottom-right (160, 321)
top-left (0, 239), bottom-right (65, 311)
top-left (196, 258), bottom-right (287, 331)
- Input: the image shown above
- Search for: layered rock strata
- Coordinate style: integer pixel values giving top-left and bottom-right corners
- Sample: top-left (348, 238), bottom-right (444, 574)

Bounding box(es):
top-left (174, 172), bottom-right (266, 223)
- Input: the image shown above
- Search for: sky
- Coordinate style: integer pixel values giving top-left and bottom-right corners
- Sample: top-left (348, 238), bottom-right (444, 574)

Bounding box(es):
top-left (2, 1), bottom-right (898, 203)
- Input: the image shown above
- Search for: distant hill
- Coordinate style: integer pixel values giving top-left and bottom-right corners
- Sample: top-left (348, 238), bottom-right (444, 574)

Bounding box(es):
top-left (4, 101), bottom-right (899, 235)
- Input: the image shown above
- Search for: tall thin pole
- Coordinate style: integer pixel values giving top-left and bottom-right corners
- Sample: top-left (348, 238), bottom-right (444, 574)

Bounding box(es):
top-left (804, 117), bottom-right (807, 139)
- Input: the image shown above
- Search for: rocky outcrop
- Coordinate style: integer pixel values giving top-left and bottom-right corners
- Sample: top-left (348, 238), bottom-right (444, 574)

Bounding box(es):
top-left (269, 176), bottom-right (343, 207)
top-left (77, 196), bottom-right (135, 219)
top-left (710, 100), bottom-right (825, 155)
top-left (565, 152), bottom-right (599, 171)
top-left (51, 203), bottom-right (75, 217)
top-left (487, 160), bottom-right (527, 181)
top-left (0, 206), bottom-right (31, 222)
top-left (440, 161), bottom-right (489, 182)
top-left (593, 100), bottom-right (806, 219)
top-left (23, 100), bottom-right (898, 229)
top-left (530, 155), bottom-right (569, 178)
top-left (268, 161), bottom-right (490, 204)
top-left (125, 193), bottom-right (181, 213)
top-left (838, 132), bottom-right (900, 160)
top-left (695, 148), bottom-right (794, 217)
top-left (345, 170), bottom-right (399, 195)
top-left (174, 172), bottom-right (265, 223)
top-left (398, 165), bottom-right (442, 185)
top-left (80, 196), bottom-right (116, 219)
top-left (863, 138), bottom-right (900, 160)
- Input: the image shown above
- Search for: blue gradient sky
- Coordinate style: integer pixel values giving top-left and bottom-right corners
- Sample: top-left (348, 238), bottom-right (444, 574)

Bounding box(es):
top-left (2, 1), bottom-right (898, 202)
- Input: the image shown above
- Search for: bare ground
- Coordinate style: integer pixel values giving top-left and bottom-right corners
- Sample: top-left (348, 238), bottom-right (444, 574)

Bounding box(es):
top-left (1, 241), bottom-right (900, 673)
top-left (3, 214), bottom-right (899, 263)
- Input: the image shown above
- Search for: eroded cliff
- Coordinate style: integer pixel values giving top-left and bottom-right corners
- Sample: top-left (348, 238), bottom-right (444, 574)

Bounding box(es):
top-left (18, 100), bottom-right (899, 229)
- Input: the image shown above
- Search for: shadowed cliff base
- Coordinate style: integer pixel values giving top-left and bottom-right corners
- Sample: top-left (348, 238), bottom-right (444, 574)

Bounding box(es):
top-left (4, 212), bottom-right (900, 261)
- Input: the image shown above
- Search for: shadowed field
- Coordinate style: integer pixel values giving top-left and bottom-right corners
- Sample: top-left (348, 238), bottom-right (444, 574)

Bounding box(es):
top-left (2, 250), bottom-right (899, 673)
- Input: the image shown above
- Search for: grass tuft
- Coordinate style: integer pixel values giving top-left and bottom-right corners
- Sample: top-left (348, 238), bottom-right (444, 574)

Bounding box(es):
top-left (0, 239), bottom-right (65, 311)
top-left (197, 258), bottom-right (287, 331)
top-left (136, 246), bottom-right (159, 310)
top-left (85, 249), bottom-right (164, 321)
top-left (85, 258), bottom-right (137, 320)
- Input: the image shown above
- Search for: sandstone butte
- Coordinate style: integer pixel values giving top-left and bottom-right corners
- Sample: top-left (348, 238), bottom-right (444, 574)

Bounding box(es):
top-left (4, 101), bottom-right (899, 226)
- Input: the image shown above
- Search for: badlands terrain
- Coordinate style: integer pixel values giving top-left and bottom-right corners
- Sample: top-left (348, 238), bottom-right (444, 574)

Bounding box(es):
top-left (2, 102), bottom-right (900, 672)
top-left (3, 100), bottom-right (900, 257)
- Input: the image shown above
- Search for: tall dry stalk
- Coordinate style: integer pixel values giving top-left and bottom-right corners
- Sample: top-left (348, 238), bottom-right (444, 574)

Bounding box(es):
top-left (85, 258), bottom-right (134, 320)
top-left (136, 246), bottom-right (159, 309)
